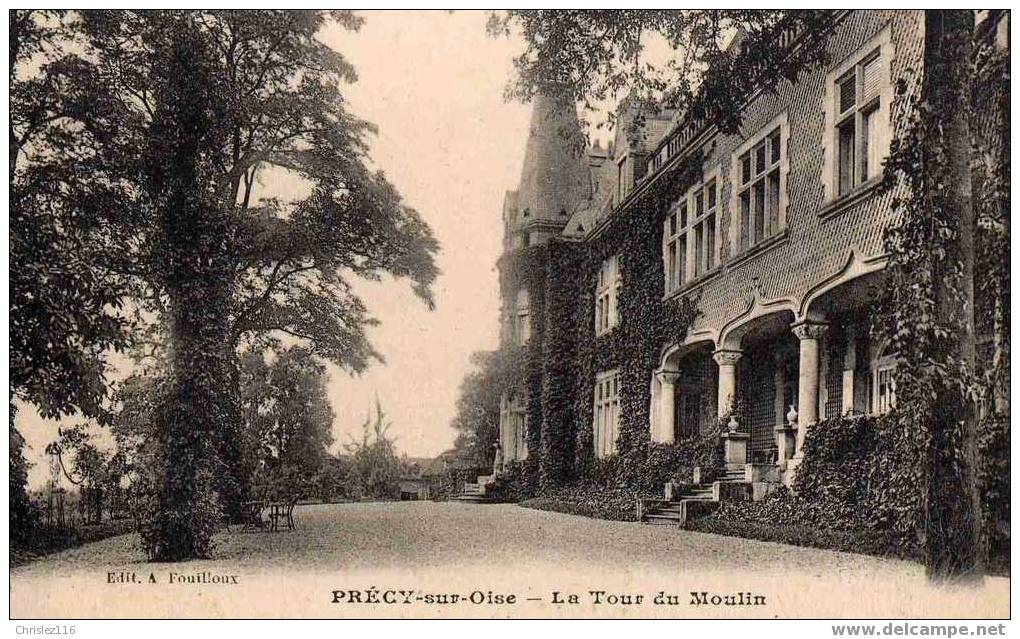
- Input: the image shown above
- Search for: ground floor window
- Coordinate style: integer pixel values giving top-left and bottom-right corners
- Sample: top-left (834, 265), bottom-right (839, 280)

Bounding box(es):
top-left (816, 321), bottom-right (898, 418)
top-left (872, 355), bottom-right (897, 414)
top-left (593, 370), bottom-right (621, 458)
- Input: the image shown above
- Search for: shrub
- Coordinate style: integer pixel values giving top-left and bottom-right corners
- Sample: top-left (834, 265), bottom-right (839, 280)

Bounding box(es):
top-left (690, 487), bottom-right (918, 559)
top-left (738, 410), bottom-right (1009, 571)
top-left (506, 421), bottom-right (723, 519)
top-left (520, 484), bottom-right (637, 521)
top-left (486, 462), bottom-right (528, 503)
top-left (9, 425), bottom-right (38, 549)
top-left (635, 427), bottom-right (723, 494)
top-left (793, 411), bottom-right (924, 550)
top-left (10, 518), bottom-right (137, 568)
top-left (689, 512), bottom-right (911, 559)
top-left (978, 414), bottom-right (1010, 573)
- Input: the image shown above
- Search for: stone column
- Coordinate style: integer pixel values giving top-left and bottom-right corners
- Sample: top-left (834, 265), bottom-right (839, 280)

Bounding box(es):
top-left (713, 349), bottom-right (743, 416)
top-left (773, 351), bottom-right (796, 467)
top-left (841, 333), bottom-right (857, 414)
top-left (654, 370), bottom-right (681, 444)
top-left (791, 320), bottom-right (827, 458)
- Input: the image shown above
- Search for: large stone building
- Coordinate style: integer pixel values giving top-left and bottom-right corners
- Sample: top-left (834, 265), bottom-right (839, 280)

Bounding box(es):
top-left (495, 10), bottom-right (1008, 495)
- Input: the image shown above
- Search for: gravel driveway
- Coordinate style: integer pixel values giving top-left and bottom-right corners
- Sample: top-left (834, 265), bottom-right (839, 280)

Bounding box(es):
top-left (10, 502), bottom-right (1008, 618)
top-left (11, 501), bottom-right (912, 575)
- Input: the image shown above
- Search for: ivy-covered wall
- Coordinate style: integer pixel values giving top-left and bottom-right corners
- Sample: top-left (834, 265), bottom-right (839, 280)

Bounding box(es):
top-left (498, 156), bottom-right (702, 494)
top-left (539, 241), bottom-right (582, 488)
top-left (497, 246), bottom-right (547, 496)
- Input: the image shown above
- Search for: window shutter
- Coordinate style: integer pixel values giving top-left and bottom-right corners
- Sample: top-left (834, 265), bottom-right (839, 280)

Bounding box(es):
top-left (862, 55), bottom-right (881, 104)
top-left (838, 74), bottom-right (856, 114)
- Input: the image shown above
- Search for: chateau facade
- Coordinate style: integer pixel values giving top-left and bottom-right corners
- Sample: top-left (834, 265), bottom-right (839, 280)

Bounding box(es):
top-left (495, 10), bottom-right (1008, 493)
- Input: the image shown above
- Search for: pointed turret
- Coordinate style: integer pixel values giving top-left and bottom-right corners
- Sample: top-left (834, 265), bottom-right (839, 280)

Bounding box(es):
top-left (512, 89), bottom-right (591, 244)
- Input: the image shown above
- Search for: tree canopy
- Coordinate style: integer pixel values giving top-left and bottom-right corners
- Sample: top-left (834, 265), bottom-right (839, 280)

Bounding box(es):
top-left (10, 10), bottom-right (135, 421)
top-left (488, 10), bottom-right (835, 134)
top-left (73, 9), bottom-right (440, 370)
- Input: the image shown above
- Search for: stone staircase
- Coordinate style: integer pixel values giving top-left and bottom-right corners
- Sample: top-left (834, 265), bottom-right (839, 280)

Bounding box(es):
top-left (451, 476), bottom-right (499, 504)
top-left (638, 466), bottom-right (748, 526)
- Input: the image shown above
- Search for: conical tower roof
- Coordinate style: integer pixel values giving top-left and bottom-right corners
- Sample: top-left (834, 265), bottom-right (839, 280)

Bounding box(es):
top-left (514, 89), bottom-right (592, 228)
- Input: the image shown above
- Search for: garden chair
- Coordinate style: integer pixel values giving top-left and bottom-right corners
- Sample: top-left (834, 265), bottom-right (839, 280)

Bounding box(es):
top-left (267, 497), bottom-right (298, 532)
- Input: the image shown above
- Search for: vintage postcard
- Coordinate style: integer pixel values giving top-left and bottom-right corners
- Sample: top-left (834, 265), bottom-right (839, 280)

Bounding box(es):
top-left (7, 7), bottom-right (1011, 626)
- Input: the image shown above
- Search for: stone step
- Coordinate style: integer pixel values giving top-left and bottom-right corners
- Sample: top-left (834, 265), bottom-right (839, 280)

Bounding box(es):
top-left (645, 502), bottom-right (685, 511)
top-left (644, 514), bottom-right (683, 525)
top-left (646, 505), bottom-right (684, 514)
top-left (640, 492), bottom-right (723, 526)
top-left (452, 494), bottom-right (496, 504)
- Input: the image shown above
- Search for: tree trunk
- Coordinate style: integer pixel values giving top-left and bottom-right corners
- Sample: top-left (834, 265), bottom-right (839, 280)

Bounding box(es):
top-left (140, 18), bottom-right (235, 561)
top-left (217, 355), bottom-right (250, 523)
top-left (923, 9), bottom-right (983, 582)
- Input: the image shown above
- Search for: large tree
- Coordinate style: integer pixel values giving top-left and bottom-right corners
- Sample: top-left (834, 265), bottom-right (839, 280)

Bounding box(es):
top-left (488, 10), bottom-right (835, 133)
top-left (490, 9), bottom-right (1000, 580)
top-left (12, 10), bottom-right (439, 560)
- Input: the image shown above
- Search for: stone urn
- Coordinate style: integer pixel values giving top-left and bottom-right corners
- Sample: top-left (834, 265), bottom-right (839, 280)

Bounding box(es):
top-left (727, 414), bottom-right (739, 433)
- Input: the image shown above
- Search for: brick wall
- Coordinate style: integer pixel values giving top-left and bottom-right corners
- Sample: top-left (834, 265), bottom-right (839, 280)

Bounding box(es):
top-left (646, 10), bottom-right (925, 340)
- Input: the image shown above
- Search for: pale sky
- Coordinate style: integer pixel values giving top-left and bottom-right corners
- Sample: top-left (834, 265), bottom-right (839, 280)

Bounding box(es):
top-left (318, 11), bottom-right (528, 458)
top-left (18, 10), bottom-right (536, 486)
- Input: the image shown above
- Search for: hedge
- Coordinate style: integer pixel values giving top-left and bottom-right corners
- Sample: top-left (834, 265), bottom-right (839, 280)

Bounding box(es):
top-left (11, 518), bottom-right (137, 567)
top-left (689, 411), bottom-right (1009, 573)
top-left (519, 484), bottom-right (637, 522)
